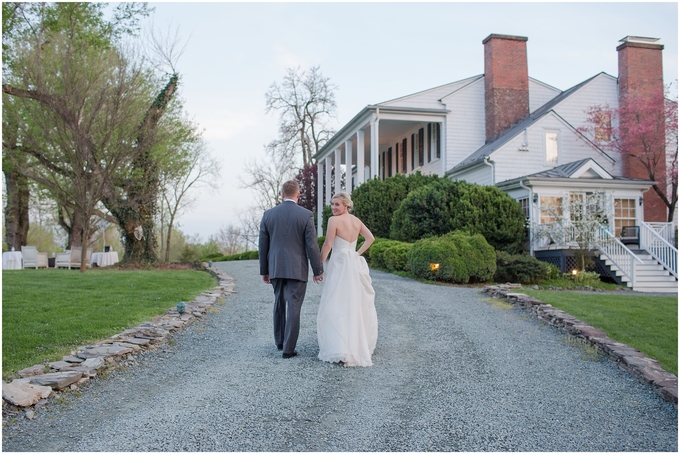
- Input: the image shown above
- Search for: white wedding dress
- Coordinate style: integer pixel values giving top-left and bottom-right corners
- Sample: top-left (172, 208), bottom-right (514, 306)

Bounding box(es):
top-left (317, 236), bottom-right (378, 367)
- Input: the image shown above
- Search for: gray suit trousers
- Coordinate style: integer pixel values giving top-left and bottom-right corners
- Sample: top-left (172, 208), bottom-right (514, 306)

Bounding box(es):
top-left (271, 278), bottom-right (307, 354)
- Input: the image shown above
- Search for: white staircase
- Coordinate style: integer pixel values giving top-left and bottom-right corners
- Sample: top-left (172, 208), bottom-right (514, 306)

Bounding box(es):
top-left (595, 223), bottom-right (678, 294)
top-left (599, 249), bottom-right (678, 293)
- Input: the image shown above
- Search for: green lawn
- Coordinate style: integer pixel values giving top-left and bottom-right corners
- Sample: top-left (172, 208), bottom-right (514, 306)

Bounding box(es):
top-left (2, 268), bottom-right (216, 378)
top-left (518, 289), bottom-right (678, 376)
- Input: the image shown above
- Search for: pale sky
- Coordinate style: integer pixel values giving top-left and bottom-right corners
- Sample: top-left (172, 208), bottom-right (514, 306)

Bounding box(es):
top-left (140, 1), bottom-right (679, 241)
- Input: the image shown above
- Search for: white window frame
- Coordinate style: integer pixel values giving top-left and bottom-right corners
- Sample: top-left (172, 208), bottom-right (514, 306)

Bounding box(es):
top-left (544, 130), bottom-right (560, 165)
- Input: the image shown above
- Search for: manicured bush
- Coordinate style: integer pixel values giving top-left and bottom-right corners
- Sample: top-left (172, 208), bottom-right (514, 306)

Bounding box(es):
top-left (366, 238), bottom-right (403, 269)
top-left (205, 250), bottom-right (260, 262)
top-left (408, 232), bottom-right (496, 283)
top-left (451, 184), bottom-right (527, 253)
top-left (382, 242), bottom-right (414, 272)
top-left (389, 179), bottom-right (469, 242)
top-left (390, 180), bottom-right (526, 253)
top-left (351, 172), bottom-right (439, 238)
top-left (493, 251), bottom-right (552, 284)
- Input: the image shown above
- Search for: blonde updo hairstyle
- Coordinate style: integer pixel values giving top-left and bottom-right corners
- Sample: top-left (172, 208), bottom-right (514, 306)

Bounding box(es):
top-left (332, 191), bottom-right (353, 212)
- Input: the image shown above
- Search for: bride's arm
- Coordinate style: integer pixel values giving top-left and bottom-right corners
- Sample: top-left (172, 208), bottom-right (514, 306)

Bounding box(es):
top-left (320, 217), bottom-right (336, 264)
top-left (356, 221), bottom-right (375, 256)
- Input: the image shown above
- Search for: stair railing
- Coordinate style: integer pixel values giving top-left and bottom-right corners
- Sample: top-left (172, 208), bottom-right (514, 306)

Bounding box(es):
top-left (593, 223), bottom-right (643, 288)
top-left (639, 221), bottom-right (678, 279)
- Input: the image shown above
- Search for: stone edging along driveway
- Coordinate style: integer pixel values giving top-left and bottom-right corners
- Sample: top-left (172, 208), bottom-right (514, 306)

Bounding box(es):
top-left (2, 266), bottom-right (235, 419)
top-left (483, 285), bottom-right (678, 405)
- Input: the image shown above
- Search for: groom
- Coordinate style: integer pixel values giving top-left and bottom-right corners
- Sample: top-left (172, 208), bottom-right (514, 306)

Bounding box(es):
top-left (259, 180), bottom-right (324, 358)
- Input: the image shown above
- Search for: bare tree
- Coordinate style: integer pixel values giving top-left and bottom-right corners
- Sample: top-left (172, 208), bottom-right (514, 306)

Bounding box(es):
top-left (265, 66), bottom-right (337, 166)
top-left (235, 206), bottom-right (263, 252)
top-left (159, 135), bottom-right (221, 262)
top-left (216, 223), bottom-right (244, 255)
top-left (239, 144), bottom-right (299, 212)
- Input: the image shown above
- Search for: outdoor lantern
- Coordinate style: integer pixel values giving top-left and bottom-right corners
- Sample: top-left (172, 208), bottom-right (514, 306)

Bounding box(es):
top-left (176, 302), bottom-right (186, 314)
top-left (572, 269), bottom-right (578, 276)
top-left (430, 263), bottom-right (440, 271)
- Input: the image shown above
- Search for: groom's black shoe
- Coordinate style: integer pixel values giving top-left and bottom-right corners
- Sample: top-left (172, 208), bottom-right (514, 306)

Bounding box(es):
top-left (282, 351), bottom-right (298, 358)
top-left (277, 344), bottom-right (283, 350)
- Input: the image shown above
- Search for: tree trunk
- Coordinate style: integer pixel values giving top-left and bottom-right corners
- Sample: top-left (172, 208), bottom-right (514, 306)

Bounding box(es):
top-left (3, 168), bottom-right (30, 250)
top-left (164, 213), bottom-right (176, 263)
top-left (103, 74), bottom-right (178, 264)
top-left (57, 204), bottom-right (85, 249)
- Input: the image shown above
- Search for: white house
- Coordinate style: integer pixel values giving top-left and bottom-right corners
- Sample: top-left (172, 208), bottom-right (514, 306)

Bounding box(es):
top-left (313, 34), bottom-right (677, 292)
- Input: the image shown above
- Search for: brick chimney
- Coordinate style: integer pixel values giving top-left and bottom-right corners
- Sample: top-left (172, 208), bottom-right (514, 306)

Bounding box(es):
top-left (483, 34), bottom-right (529, 143)
top-left (617, 36), bottom-right (666, 222)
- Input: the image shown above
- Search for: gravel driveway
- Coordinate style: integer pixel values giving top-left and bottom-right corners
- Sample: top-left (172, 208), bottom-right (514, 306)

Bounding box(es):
top-left (2, 260), bottom-right (677, 452)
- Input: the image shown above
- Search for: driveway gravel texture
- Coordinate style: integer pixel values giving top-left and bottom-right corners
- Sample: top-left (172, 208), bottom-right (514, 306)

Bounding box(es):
top-left (2, 260), bottom-right (677, 452)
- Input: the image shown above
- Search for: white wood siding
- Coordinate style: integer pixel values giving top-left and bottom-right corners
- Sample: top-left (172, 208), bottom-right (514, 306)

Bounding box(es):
top-left (529, 78), bottom-right (561, 112)
top-left (491, 113), bottom-right (618, 184)
top-left (441, 78), bottom-right (486, 172)
top-left (450, 164), bottom-right (493, 186)
top-left (551, 74), bottom-right (622, 175)
top-left (379, 76), bottom-right (480, 109)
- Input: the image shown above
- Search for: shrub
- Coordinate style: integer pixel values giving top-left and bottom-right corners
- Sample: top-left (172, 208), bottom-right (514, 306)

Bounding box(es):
top-left (382, 242), bottom-right (414, 272)
top-left (351, 172), bottom-right (438, 238)
top-left (206, 250), bottom-right (260, 262)
top-left (451, 185), bottom-right (526, 253)
top-left (366, 238), bottom-right (402, 269)
top-left (493, 251), bottom-right (552, 284)
top-left (389, 179), bottom-right (464, 241)
top-left (408, 231), bottom-right (496, 283)
top-left (573, 270), bottom-right (601, 286)
top-left (390, 180), bottom-right (526, 253)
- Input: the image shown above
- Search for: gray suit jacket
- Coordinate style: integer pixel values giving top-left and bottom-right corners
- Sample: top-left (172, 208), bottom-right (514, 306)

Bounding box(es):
top-left (259, 201), bottom-right (323, 282)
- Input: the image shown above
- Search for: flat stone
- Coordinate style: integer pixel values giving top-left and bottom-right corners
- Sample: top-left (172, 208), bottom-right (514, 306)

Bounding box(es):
top-left (17, 365), bottom-right (46, 378)
top-left (2, 381), bottom-right (52, 407)
top-left (63, 355), bottom-right (85, 363)
top-left (72, 366), bottom-right (97, 378)
top-left (48, 361), bottom-right (76, 371)
top-left (114, 342), bottom-right (141, 351)
top-left (573, 326), bottom-right (608, 339)
top-left (77, 344), bottom-right (133, 359)
top-left (81, 357), bottom-right (105, 370)
top-left (120, 337), bottom-right (151, 346)
top-left (28, 371), bottom-right (82, 390)
top-left (622, 355), bottom-right (656, 370)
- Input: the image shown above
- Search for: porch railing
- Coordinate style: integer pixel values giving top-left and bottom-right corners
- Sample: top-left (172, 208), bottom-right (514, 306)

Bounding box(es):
top-left (644, 222), bottom-right (676, 246)
top-left (593, 223), bottom-right (643, 288)
top-left (640, 221), bottom-right (678, 278)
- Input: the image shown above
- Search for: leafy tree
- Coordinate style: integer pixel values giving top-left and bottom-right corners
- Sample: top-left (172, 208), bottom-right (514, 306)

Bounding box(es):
top-left (2, 2), bottom-right (186, 266)
top-left (581, 86), bottom-right (678, 221)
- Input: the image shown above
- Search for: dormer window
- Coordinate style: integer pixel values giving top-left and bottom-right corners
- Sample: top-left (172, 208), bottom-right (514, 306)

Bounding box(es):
top-left (545, 131), bottom-right (559, 164)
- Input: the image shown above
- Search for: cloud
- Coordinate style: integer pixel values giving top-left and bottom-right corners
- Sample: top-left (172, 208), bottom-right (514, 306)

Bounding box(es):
top-left (200, 112), bottom-right (259, 141)
top-left (273, 44), bottom-right (309, 70)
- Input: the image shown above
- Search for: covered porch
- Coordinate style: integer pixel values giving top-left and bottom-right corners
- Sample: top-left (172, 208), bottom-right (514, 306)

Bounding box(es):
top-left (313, 105), bottom-right (448, 236)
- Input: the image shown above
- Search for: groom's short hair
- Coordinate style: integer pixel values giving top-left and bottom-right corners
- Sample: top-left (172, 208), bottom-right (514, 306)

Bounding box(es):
top-left (282, 180), bottom-right (300, 198)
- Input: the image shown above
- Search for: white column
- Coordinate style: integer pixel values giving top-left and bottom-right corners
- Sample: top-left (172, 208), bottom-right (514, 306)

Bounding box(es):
top-left (370, 119), bottom-right (379, 179)
top-left (325, 154), bottom-right (332, 205)
top-left (356, 130), bottom-right (365, 186)
top-left (317, 161), bottom-right (324, 236)
top-left (345, 139), bottom-right (353, 192)
top-left (334, 148), bottom-right (341, 195)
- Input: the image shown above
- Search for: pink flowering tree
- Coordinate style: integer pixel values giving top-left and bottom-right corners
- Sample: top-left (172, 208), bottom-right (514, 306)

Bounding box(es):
top-left (581, 85), bottom-right (678, 222)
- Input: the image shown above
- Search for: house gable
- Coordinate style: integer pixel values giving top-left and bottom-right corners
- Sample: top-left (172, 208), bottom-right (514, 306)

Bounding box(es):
top-left (377, 75), bottom-right (481, 109)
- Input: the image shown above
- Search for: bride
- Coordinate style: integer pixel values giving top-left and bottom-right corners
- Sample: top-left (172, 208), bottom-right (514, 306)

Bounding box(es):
top-left (317, 192), bottom-right (378, 367)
